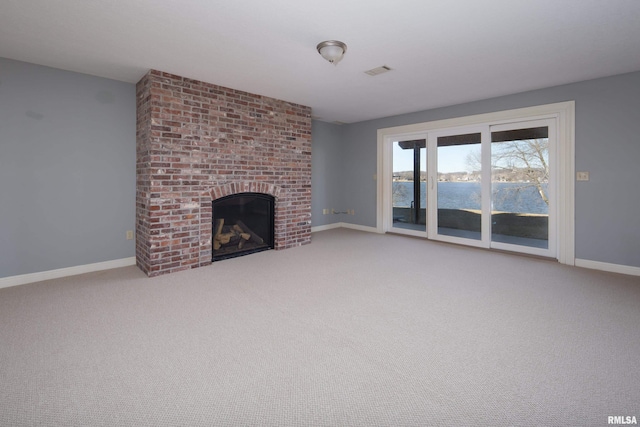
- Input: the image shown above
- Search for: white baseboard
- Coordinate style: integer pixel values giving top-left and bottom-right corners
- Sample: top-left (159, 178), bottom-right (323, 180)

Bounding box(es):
top-left (311, 223), bottom-right (343, 233)
top-left (575, 258), bottom-right (640, 276)
top-left (0, 257), bottom-right (137, 289)
top-left (340, 222), bottom-right (382, 234)
top-left (312, 222), bottom-right (381, 234)
top-left (3, 249), bottom-right (635, 292)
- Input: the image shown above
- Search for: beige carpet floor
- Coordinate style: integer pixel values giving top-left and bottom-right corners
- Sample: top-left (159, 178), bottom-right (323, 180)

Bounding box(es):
top-left (1, 228), bottom-right (639, 426)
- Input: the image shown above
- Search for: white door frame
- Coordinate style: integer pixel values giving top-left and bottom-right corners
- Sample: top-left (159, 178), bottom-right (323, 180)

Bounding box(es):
top-left (376, 101), bottom-right (575, 265)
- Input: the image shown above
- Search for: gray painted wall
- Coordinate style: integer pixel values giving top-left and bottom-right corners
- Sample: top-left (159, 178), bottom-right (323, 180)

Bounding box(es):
top-left (0, 58), bottom-right (136, 278)
top-left (2, 57), bottom-right (638, 277)
top-left (311, 120), bottom-right (346, 227)
top-left (320, 71), bottom-right (640, 267)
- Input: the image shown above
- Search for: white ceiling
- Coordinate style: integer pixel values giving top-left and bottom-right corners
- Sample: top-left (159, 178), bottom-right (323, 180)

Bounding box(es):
top-left (2, 0), bottom-right (640, 124)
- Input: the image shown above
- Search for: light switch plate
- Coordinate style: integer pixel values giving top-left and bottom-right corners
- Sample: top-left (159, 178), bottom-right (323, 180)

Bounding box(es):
top-left (576, 171), bottom-right (590, 181)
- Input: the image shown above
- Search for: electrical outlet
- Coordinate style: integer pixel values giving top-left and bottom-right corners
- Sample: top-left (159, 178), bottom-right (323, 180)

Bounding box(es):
top-left (322, 209), bottom-right (329, 215)
top-left (331, 209), bottom-right (336, 214)
top-left (126, 230), bottom-right (134, 240)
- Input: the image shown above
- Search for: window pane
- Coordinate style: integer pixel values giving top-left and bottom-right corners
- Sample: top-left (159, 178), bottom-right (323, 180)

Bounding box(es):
top-left (437, 133), bottom-right (481, 240)
top-left (392, 140), bottom-right (426, 232)
top-left (491, 127), bottom-right (549, 248)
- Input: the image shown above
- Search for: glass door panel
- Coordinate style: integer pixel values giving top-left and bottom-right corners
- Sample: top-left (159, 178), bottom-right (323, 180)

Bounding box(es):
top-left (435, 133), bottom-right (482, 240)
top-left (385, 114), bottom-right (559, 259)
top-left (490, 125), bottom-right (551, 250)
top-left (392, 139), bottom-right (426, 232)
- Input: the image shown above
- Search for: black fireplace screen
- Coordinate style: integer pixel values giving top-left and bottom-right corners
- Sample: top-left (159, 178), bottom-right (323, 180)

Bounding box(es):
top-left (212, 192), bottom-right (274, 261)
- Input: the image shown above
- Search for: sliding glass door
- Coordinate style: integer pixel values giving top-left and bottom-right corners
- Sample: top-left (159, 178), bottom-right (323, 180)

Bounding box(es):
top-left (429, 130), bottom-right (486, 244)
top-left (385, 118), bottom-right (556, 258)
top-left (379, 102), bottom-right (573, 262)
top-left (489, 120), bottom-right (555, 256)
top-left (425, 120), bottom-right (555, 256)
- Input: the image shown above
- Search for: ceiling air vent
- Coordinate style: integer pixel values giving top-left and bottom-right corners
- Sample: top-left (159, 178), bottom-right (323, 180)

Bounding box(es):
top-left (364, 65), bottom-right (392, 76)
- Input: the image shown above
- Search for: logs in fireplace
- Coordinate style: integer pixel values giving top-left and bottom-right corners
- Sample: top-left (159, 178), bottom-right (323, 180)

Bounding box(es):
top-left (212, 193), bottom-right (274, 261)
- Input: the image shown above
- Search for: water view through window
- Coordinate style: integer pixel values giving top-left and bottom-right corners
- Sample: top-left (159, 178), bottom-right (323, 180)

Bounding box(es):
top-left (392, 140), bottom-right (426, 232)
top-left (490, 126), bottom-right (549, 248)
top-left (391, 127), bottom-right (550, 249)
top-left (436, 133), bottom-right (482, 240)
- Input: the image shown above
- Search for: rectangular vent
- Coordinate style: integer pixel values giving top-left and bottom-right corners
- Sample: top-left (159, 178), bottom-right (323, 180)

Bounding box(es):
top-left (365, 65), bottom-right (392, 76)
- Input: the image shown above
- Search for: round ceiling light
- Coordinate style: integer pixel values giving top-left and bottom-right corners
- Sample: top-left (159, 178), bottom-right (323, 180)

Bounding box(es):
top-left (316, 40), bottom-right (347, 65)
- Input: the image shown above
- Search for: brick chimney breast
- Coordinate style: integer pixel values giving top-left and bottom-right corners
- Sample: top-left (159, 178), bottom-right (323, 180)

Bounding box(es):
top-left (136, 70), bottom-right (312, 276)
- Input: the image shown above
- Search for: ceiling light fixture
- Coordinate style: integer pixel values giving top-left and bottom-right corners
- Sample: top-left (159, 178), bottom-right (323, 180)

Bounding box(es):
top-left (316, 40), bottom-right (347, 65)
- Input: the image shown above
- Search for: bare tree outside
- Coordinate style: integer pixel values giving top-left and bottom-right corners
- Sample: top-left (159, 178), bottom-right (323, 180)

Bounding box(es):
top-left (493, 138), bottom-right (549, 205)
top-left (466, 138), bottom-right (549, 207)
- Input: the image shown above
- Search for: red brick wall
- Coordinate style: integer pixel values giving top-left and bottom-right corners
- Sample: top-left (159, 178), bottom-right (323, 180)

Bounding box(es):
top-left (136, 70), bottom-right (312, 276)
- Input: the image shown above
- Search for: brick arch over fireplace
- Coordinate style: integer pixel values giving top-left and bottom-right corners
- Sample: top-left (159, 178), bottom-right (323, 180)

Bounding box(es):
top-left (207, 181), bottom-right (282, 201)
top-left (136, 70), bottom-right (311, 277)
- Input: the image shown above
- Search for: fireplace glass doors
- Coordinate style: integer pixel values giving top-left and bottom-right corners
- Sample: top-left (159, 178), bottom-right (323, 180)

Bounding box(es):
top-left (212, 193), bottom-right (275, 261)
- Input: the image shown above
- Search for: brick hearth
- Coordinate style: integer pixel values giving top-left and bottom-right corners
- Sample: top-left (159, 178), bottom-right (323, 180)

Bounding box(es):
top-left (136, 70), bottom-right (312, 276)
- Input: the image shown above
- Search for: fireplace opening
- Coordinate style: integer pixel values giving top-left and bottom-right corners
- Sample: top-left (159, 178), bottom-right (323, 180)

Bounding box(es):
top-left (212, 192), bottom-right (275, 261)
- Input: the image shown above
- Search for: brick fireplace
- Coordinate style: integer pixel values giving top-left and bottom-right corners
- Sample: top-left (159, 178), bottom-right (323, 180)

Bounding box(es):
top-left (136, 70), bottom-right (312, 276)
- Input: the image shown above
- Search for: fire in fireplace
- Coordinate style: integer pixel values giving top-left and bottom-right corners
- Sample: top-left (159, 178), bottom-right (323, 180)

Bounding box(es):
top-left (212, 193), bottom-right (275, 261)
